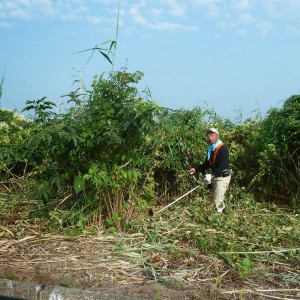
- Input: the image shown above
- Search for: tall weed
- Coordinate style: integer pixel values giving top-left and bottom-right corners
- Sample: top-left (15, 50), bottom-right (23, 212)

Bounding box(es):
top-left (253, 95), bottom-right (300, 205)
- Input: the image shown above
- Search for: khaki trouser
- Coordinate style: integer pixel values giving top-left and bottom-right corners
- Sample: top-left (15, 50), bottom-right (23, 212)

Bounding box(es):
top-left (211, 175), bottom-right (231, 212)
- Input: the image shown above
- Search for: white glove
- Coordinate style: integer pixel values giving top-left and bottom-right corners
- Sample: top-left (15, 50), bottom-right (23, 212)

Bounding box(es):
top-left (203, 174), bottom-right (212, 184)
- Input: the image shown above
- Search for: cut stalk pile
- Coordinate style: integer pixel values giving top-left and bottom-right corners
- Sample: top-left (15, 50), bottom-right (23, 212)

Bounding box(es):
top-left (0, 191), bottom-right (299, 299)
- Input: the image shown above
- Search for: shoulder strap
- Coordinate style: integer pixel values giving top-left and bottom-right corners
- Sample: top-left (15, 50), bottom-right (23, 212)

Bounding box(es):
top-left (209, 142), bottom-right (224, 168)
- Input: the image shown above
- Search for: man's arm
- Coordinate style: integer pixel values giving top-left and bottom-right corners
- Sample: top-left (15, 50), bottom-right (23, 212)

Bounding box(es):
top-left (196, 159), bottom-right (210, 174)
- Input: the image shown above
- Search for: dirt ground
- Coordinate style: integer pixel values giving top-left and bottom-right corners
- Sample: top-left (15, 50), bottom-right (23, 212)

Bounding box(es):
top-left (0, 232), bottom-right (299, 300)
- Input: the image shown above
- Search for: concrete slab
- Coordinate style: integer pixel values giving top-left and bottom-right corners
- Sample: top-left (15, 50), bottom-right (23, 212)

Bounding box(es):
top-left (0, 279), bottom-right (141, 300)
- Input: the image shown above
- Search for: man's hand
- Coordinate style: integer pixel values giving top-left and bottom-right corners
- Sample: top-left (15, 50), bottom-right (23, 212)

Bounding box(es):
top-left (187, 167), bottom-right (196, 175)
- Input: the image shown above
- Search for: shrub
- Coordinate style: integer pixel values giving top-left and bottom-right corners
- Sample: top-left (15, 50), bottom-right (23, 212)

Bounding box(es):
top-left (252, 95), bottom-right (300, 205)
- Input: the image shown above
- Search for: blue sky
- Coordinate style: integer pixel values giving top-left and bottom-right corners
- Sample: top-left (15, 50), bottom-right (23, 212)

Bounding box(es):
top-left (1, 0), bottom-right (300, 121)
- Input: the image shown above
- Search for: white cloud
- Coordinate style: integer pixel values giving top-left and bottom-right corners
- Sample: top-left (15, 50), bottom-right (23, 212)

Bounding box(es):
top-left (237, 28), bottom-right (247, 35)
top-left (16, 0), bottom-right (34, 5)
top-left (141, 33), bottom-right (157, 40)
top-left (192, 0), bottom-right (222, 17)
top-left (263, 0), bottom-right (284, 18)
top-left (37, 0), bottom-right (56, 17)
top-left (0, 0), bottom-right (55, 20)
top-left (9, 8), bottom-right (31, 19)
top-left (265, 0), bottom-right (300, 19)
top-left (149, 7), bottom-right (163, 18)
top-left (257, 21), bottom-right (274, 36)
top-left (284, 24), bottom-right (300, 35)
top-left (86, 15), bottom-right (105, 24)
top-left (1, 0), bottom-right (300, 38)
top-left (191, 0), bottom-right (300, 37)
top-left (192, 0), bottom-right (220, 4)
top-left (149, 21), bottom-right (198, 31)
top-left (240, 13), bottom-right (253, 23)
top-left (0, 0), bottom-right (89, 22)
top-left (128, 1), bottom-right (197, 32)
top-left (0, 21), bottom-right (13, 28)
top-left (86, 15), bottom-right (116, 25)
top-left (216, 21), bottom-right (227, 30)
top-left (232, 0), bottom-right (253, 11)
top-left (128, 2), bottom-right (148, 25)
top-left (163, 0), bottom-right (186, 16)
top-left (0, 1), bottom-right (18, 10)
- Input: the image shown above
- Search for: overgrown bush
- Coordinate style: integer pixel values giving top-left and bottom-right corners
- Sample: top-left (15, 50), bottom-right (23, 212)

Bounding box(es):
top-left (1, 71), bottom-right (299, 229)
top-left (1, 70), bottom-right (163, 229)
top-left (225, 119), bottom-right (262, 188)
top-left (0, 108), bottom-right (29, 180)
top-left (252, 95), bottom-right (300, 205)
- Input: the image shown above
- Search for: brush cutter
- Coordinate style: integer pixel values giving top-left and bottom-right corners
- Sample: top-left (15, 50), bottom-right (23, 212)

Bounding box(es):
top-left (149, 175), bottom-right (205, 217)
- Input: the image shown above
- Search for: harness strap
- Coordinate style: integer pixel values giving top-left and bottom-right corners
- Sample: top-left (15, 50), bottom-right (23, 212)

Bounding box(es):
top-left (209, 142), bottom-right (224, 168)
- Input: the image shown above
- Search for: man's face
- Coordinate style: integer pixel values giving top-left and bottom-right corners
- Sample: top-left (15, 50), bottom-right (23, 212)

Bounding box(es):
top-left (206, 132), bottom-right (219, 144)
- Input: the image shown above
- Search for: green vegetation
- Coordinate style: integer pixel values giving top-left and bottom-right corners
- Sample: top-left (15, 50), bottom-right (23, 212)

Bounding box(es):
top-left (1, 73), bottom-right (299, 222)
top-left (0, 27), bottom-right (299, 296)
top-left (0, 69), bottom-right (299, 288)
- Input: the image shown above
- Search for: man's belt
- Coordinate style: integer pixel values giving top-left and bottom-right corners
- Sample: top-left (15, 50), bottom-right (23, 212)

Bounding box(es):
top-left (214, 169), bottom-right (231, 178)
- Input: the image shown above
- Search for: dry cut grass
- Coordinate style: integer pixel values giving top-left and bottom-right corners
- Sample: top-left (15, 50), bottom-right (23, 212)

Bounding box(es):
top-left (0, 190), bottom-right (300, 299)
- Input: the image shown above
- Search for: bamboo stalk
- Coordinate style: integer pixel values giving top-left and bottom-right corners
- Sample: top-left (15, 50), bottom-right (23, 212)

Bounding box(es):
top-left (222, 288), bottom-right (300, 294)
top-left (257, 293), bottom-right (297, 300)
top-left (218, 248), bottom-right (300, 255)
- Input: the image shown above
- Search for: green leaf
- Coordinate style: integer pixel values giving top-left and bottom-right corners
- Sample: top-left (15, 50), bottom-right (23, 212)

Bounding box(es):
top-left (99, 50), bottom-right (113, 65)
top-left (112, 212), bottom-right (120, 221)
top-left (73, 176), bottom-right (86, 194)
top-left (242, 258), bottom-right (251, 267)
top-left (107, 226), bottom-right (117, 233)
top-left (105, 218), bottom-right (113, 225)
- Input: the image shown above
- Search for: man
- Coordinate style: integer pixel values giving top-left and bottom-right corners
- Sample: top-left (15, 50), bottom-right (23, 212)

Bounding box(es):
top-left (188, 128), bottom-right (231, 213)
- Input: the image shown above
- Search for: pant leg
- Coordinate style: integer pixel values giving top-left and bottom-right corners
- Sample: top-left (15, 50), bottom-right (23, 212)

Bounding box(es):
top-left (211, 175), bottom-right (231, 212)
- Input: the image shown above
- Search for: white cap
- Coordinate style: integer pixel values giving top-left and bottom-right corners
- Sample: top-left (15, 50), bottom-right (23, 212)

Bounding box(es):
top-left (206, 128), bottom-right (219, 135)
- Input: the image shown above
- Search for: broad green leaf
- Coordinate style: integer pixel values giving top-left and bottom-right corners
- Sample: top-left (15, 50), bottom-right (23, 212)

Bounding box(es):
top-left (107, 226), bottom-right (117, 233)
top-left (73, 176), bottom-right (86, 194)
top-left (242, 258), bottom-right (251, 267)
top-left (105, 218), bottom-right (113, 225)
